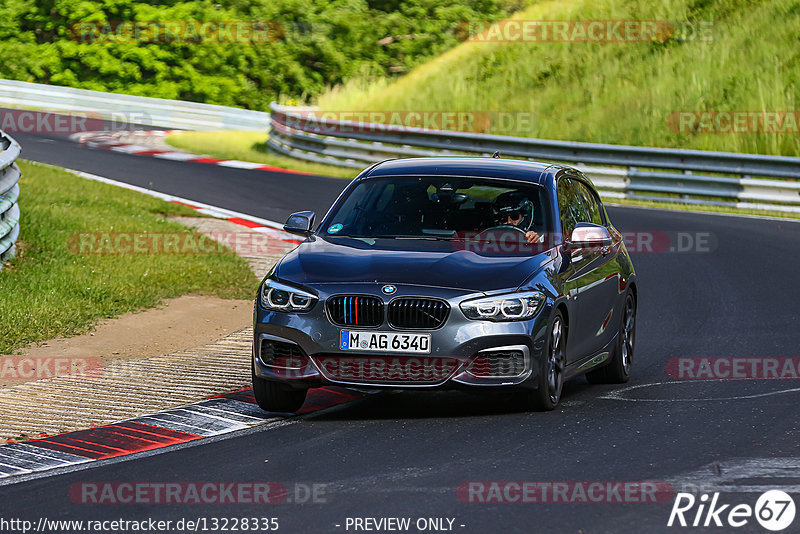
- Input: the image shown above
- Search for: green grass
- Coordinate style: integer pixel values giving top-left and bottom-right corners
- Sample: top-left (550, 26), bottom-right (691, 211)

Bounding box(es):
top-left (317, 0), bottom-right (800, 157)
top-left (165, 131), bottom-right (358, 179)
top-left (0, 160), bottom-right (259, 354)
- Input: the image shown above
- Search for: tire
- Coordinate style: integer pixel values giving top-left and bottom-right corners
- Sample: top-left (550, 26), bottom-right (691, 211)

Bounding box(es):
top-left (519, 310), bottom-right (566, 411)
top-left (251, 361), bottom-right (308, 413)
top-left (586, 291), bottom-right (636, 384)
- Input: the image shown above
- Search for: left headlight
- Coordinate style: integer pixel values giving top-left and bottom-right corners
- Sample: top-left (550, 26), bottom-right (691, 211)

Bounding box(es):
top-left (460, 291), bottom-right (545, 321)
top-left (260, 278), bottom-right (317, 312)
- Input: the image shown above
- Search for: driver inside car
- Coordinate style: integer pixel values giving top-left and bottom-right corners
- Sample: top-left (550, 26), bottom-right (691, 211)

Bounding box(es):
top-left (492, 192), bottom-right (542, 244)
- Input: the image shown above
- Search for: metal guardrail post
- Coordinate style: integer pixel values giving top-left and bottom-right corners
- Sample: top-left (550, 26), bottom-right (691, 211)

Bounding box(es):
top-left (0, 79), bottom-right (270, 131)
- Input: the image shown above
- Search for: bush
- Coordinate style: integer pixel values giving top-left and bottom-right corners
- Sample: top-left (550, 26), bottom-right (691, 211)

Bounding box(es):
top-left (0, 0), bottom-right (519, 109)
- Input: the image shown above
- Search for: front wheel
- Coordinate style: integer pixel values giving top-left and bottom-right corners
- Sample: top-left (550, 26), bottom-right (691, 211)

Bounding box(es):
top-left (586, 291), bottom-right (636, 384)
top-left (252, 362), bottom-right (308, 413)
top-left (519, 310), bottom-right (566, 411)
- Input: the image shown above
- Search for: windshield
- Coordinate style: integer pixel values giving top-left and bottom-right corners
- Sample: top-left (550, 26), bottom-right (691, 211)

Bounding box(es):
top-left (320, 176), bottom-right (551, 239)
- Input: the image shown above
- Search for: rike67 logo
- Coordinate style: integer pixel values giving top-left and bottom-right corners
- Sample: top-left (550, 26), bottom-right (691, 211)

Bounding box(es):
top-left (668, 490), bottom-right (796, 531)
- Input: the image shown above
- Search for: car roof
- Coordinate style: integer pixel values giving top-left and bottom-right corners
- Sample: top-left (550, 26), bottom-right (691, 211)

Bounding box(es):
top-left (360, 157), bottom-right (566, 187)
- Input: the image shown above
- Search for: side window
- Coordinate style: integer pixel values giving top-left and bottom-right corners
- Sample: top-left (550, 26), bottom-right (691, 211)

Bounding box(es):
top-left (574, 180), bottom-right (604, 226)
top-left (557, 178), bottom-right (589, 239)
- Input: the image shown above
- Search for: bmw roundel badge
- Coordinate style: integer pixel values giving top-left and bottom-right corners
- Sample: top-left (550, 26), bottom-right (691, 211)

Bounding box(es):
top-left (382, 285), bottom-right (397, 295)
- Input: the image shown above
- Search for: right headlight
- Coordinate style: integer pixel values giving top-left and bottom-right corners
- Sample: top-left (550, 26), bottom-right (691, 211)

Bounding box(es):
top-left (460, 291), bottom-right (545, 321)
top-left (260, 278), bottom-right (317, 312)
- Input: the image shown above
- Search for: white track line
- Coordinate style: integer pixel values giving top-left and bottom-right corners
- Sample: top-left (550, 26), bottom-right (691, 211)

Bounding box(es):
top-left (600, 380), bottom-right (800, 402)
top-left (56, 165), bottom-right (288, 232)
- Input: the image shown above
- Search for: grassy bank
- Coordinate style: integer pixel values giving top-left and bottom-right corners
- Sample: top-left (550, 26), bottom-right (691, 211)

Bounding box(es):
top-left (318, 0), bottom-right (800, 157)
top-left (0, 161), bottom-right (258, 354)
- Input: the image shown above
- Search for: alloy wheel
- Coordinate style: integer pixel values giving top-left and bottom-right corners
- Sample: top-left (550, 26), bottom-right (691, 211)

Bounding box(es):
top-left (621, 296), bottom-right (636, 375)
top-left (547, 317), bottom-right (566, 404)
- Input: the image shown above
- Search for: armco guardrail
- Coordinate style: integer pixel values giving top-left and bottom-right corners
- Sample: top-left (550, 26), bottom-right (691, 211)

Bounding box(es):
top-left (0, 79), bottom-right (269, 131)
top-left (268, 103), bottom-right (800, 213)
top-left (0, 130), bottom-right (21, 269)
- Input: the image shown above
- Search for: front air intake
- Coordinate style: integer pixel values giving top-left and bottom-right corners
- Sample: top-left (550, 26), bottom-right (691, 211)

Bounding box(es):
top-left (467, 349), bottom-right (526, 378)
top-left (259, 339), bottom-right (307, 369)
top-left (387, 298), bottom-right (449, 329)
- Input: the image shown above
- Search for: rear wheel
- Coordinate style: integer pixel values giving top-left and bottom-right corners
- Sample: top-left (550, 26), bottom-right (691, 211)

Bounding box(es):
top-left (519, 310), bottom-right (566, 411)
top-left (251, 361), bottom-right (307, 413)
top-left (586, 291), bottom-right (636, 384)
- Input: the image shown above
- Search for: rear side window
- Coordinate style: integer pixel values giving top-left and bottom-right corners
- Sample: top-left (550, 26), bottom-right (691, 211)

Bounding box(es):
top-left (557, 178), bottom-right (590, 238)
top-left (574, 180), bottom-right (604, 226)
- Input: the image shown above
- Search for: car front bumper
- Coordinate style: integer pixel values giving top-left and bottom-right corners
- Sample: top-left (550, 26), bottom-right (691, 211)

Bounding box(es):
top-left (253, 283), bottom-right (551, 390)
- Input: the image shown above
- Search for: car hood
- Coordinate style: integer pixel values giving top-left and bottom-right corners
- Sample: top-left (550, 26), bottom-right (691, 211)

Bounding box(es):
top-left (276, 236), bottom-right (551, 293)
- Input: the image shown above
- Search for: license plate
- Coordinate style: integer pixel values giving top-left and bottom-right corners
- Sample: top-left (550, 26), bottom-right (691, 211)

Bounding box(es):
top-left (340, 330), bottom-right (431, 354)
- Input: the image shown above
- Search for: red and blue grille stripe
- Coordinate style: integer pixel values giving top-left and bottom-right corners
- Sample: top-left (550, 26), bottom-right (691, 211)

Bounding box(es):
top-left (343, 296), bottom-right (360, 325)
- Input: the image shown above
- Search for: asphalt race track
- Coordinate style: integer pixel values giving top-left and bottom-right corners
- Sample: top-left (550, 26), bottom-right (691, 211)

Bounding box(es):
top-left (9, 122), bottom-right (348, 222)
top-left (3, 115), bottom-right (800, 533)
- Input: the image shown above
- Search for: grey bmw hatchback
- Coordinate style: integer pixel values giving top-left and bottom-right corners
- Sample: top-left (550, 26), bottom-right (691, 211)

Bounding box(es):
top-left (252, 157), bottom-right (637, 412)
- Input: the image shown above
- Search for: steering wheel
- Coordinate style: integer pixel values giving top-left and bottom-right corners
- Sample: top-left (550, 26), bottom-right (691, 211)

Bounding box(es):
top-left (476, 224), bottom-right (528, 239)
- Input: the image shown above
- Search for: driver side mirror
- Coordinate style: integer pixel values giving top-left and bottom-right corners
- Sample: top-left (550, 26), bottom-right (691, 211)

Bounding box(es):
top-left (567, 223), bottom-right (612, 250)
top-left (283, 211), bottom-right (315, 237)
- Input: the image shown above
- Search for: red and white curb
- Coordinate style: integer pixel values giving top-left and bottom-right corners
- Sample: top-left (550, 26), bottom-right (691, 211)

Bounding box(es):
top-left (0, 387), bottom-right (363, 482)
top-left (0, 164), bottom-right (333, 482)
top-left (61, 167), bottom-right (303, 245)
top-left (69, 130), bottom-right (313, 175)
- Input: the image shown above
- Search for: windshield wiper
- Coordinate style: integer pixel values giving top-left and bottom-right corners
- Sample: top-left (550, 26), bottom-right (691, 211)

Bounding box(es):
top-left (331, 234), bottom-right (456, 241)
top-left (393, 235), bottom-right (453, 241)
top-left (381, 234), bottom-right (461, 241)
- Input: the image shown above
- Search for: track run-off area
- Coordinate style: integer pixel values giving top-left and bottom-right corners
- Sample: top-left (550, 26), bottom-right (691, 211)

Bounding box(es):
top-left (2, 115), bottom-right (800, 533)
